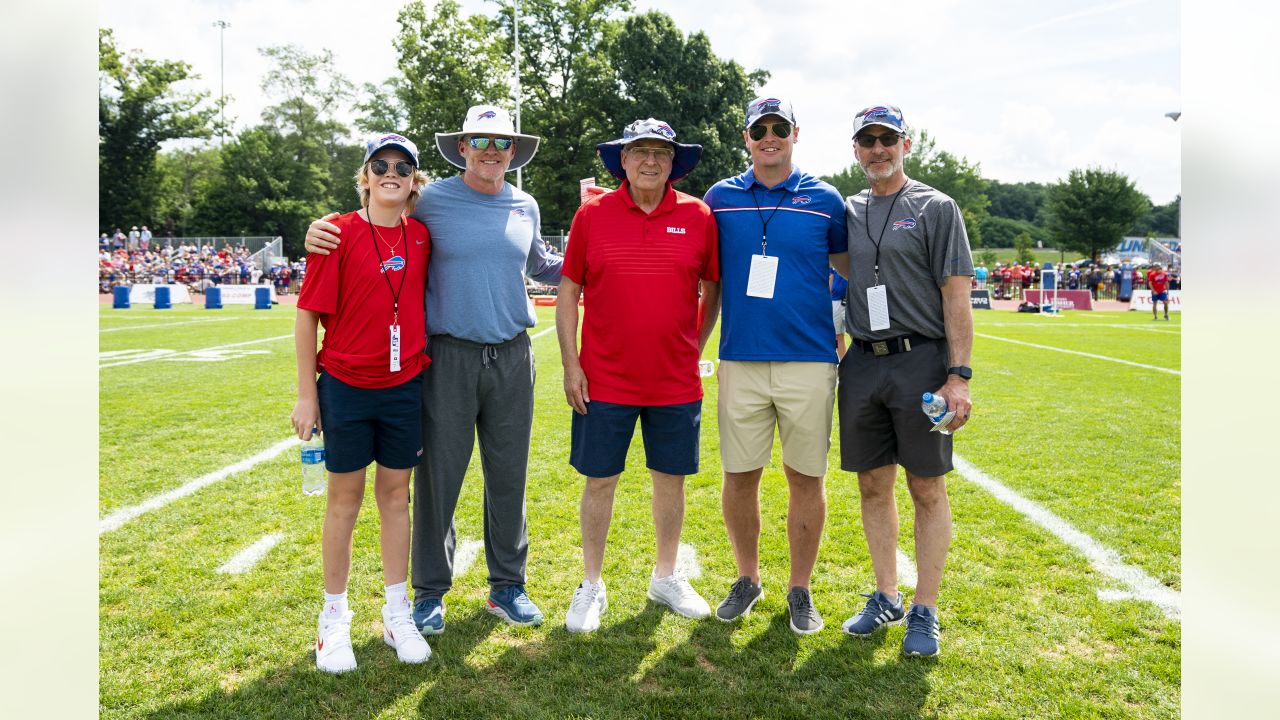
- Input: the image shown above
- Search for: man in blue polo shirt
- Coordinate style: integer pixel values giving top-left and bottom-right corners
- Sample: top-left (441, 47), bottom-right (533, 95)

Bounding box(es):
top-left (703, 96), bottom-right (849, 634)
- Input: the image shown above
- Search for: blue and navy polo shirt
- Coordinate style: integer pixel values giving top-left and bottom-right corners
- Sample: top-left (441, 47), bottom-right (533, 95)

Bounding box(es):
top-left (704, 166), bottom-right (848, 362)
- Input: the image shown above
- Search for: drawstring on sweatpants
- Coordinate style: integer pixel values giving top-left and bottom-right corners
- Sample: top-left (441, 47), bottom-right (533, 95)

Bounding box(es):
top-left (481, 345), bottom-right (498, 368)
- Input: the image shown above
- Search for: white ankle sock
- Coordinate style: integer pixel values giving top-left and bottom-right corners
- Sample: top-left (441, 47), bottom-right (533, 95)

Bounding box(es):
top-left (385, 581), bottom-right (409, 610)
top-left (322, 590), bottom-right (348, 618)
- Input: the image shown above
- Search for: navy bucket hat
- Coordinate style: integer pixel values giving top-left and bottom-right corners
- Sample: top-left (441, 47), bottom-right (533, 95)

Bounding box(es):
top-left (596, 118), bottom-right (702, 183)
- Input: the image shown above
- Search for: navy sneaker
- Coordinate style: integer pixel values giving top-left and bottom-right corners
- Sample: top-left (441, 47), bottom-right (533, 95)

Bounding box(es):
top-left (902, 604), bottom-right (941, 657)
top-left (841, 590), bottom-right (905, 637)
top-left (487, 584), bottom-right (544, 626)
top-left (413, 597), bottom-right (445, 636)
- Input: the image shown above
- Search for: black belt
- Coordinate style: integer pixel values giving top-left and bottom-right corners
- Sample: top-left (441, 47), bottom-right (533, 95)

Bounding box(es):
top-left (850, 333), bottom-right (941, 357)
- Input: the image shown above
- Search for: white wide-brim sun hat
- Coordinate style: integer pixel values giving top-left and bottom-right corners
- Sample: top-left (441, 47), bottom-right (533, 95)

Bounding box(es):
top-left (434, 104), bottom-right (540, 172)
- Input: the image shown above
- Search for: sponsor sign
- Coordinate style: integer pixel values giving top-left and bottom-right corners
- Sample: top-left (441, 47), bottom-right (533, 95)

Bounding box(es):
top-left (970, 290), bottom-right (992, 309)
top-left (129, 284), bottom-right (192, 304)
top-left (1128, 289), bottom-right (1182, 312)
top-left (210, 285), bottom-right (279, 304)
top-left (1024, 289), bottom-right (1094, 311)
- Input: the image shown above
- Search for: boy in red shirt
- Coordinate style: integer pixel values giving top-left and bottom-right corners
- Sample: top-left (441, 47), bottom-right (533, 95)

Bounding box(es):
top-left (290, 134), bottom-right (432, 673)
top-left (1147, 262), bottom-right (1171, 320)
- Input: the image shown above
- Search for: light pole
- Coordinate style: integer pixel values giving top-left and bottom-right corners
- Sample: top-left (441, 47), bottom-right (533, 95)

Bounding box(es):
top-left (213, 20), bottom-right (231, 145)
top-left (513, 2), bottom-right (523, 190)
top-left (1165, 111), bottom-right (1181, 241)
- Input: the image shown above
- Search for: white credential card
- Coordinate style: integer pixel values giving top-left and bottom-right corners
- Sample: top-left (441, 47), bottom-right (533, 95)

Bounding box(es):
top-left (746, 254), bottom-right (779, 299)
top-left (389, 324), bottom-right (401, 371)
top-left (866, 285), bottom-right (891, 331)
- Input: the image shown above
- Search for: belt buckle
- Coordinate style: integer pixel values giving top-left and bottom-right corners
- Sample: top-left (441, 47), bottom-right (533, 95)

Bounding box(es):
top-left (871, 341), bottom-right (889, 357)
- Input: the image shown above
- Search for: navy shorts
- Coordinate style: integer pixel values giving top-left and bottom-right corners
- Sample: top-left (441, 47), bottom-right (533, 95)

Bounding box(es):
top-left (317, 370), bottom-right (423, 473)
top-left (1151, 291), bottom-right (1169, 302)
top-left (570, 400), bottom-right (701, 478)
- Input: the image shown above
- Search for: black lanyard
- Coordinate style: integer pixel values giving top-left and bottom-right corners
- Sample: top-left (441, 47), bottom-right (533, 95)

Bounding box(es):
top-left (364, 212), bottom-right (409, 325)
top-left (862, 181), bottom-right (909, 286)
top-left (749, 181), bottom-right (790, 256)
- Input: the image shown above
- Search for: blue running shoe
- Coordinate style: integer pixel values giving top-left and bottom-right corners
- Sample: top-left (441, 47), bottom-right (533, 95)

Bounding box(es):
top-left (487, 585), bottom-right (544, 626)
top-left (902, 604), bottom-right (940, 657)
top-left (413, 598), bottom-right (445, 636)
top-left (841, 590), bottom-right (905, 637)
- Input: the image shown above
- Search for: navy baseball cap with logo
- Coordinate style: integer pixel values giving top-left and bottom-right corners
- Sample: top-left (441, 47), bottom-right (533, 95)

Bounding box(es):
top-left (744, 96), bottom-right (797, 128)
top-left (852, 104), bottom-right (907, 137)
top-left (362, 133), bottom-right (420, 167)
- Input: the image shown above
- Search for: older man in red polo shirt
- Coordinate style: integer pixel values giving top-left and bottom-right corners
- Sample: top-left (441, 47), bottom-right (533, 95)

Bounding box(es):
top-left (556, 118), bottom-right (721, 632)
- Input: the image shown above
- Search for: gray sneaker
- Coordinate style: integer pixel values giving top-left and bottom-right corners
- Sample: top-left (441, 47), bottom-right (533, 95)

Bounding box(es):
top-left (787, 587), bottom-right (824, 635)
top-left (715, 576), bottom-right (763, 622)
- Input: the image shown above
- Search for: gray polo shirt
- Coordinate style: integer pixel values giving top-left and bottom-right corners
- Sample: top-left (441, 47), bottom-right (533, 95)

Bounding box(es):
top-left (843, 180), bottom-right (973, 341)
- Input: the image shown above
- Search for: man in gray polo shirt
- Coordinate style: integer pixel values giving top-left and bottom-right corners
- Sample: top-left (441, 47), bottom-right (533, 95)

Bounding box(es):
top-left (835, 104), bottom-right (974, 658)
top-left (304, 106), bottom-right (561, 634)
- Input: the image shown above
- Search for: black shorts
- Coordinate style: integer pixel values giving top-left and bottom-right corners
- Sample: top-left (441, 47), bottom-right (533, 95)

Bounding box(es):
top-left (837, 339), bottom-right (953, 477)
top-left (317, 370), bottom-right (423, 473)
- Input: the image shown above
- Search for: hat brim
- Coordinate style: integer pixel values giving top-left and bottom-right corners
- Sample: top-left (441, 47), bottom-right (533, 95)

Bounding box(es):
top-left (434, 132), bottom-right (541, 172)
top-left (853, 121), bottom-right (907, 137)
top-left (596, 139), bottom-right (702, 183)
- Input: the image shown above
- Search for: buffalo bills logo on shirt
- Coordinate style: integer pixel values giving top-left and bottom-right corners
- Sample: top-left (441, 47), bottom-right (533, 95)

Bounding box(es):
top-left (791, 195), bottom-right (812, 205)
top-left (380, 256), bottom-right (405, 273)
top-left (892, 217), bottom-right (916, 230)
top-left (510, 208), bottom-right (526, 217)
top-left (476, 110), bottom-right (497, 120)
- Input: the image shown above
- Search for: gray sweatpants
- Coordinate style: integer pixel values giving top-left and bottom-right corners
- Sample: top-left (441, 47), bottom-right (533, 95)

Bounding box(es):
top-left (411, 331), bottom-right (535, 600)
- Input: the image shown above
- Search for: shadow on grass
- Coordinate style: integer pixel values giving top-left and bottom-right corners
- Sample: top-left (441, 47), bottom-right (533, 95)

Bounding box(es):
top-left (145, 603), bottom-right (935, 719)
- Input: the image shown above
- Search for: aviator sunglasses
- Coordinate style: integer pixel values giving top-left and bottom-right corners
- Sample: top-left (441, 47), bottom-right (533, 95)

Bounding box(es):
top-left (747, 121), bottom-right (793, 141)
top-left (369, 159), bottom-right (415, 177)
top-left (853, 132), bottom-right (903, 148)
top-left (468, 136), bottom-right (514, 151)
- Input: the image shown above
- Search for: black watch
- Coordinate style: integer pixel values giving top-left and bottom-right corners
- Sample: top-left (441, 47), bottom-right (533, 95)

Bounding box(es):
top-left (947, 366), bottom-right (973, 380)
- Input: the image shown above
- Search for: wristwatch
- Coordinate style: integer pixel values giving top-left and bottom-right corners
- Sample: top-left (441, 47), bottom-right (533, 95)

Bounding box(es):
top-left (947, 366), bottom-right (973, 380)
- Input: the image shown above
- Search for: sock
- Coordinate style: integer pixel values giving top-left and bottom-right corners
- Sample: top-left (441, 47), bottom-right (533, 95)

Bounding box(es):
top-left (385, 581), bottom-right (409, 610)
top-left (322, 590), bottom-right (348, 618)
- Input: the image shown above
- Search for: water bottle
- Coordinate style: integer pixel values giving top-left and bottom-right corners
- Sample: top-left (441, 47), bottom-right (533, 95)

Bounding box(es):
top-left (921, 393), bottom-right (952, 436)
top-left (301, 428), bottom-right (326, 496)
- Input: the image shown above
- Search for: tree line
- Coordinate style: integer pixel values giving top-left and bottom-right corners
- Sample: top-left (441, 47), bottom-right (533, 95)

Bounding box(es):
top-left (99, 0), bottom-right (1177, 262)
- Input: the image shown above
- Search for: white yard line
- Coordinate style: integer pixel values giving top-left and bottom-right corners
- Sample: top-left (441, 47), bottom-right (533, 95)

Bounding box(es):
top-left (895, 547), bottom-right (917, 588)
top-left (99, 437), bottom-right (300, 534)
top-left (974, 333), bottom-right (1181, 375)
top-left (216, 533), bottom-right (285, 574)
top-left (98, 334), bottom-right (294, 369)
top-left (952, 454), bottom-right (1180, 620)
top-left (676, 542), bottom-right (702, 578)
top-left (977, 322), bottom-right (1180, 335)
top-left (452, 539), bottom-right (485, 577)
top-left (100, 317), bottom-right (238, 333)
top-left (530, 325), bottom-right (556, 340)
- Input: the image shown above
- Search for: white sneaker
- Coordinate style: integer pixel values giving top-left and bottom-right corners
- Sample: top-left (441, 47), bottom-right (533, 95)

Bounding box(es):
top-left (382, 603), bottom-right (431, 663)
top-left (565, 579), bottom-right (608, 633)
top-left (647, 570), bottom-right (711, 619)
top-left (316, 609), bottom-right (357, 674)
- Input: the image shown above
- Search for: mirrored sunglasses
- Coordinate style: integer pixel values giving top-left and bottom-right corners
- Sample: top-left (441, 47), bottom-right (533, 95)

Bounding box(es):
top-left (748, 121), bottom-right (793, 141)
top-left (468, 136), bottom-right (514, 151)
top-left (369, 159), bottom-right (415, 177)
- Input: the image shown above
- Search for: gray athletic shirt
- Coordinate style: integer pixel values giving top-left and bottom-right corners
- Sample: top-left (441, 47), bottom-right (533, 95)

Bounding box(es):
top-left (843, 180), bottom-right (974, 340)
top-left (411, 176), bottom-right (563, 344)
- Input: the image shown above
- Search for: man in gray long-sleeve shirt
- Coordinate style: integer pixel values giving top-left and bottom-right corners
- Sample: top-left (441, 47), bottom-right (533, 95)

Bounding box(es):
top-left (305, 106), bottom-right (561, 634)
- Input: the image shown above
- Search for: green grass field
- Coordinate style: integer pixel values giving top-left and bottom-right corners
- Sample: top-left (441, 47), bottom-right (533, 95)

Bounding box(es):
top-left (99, 303), bottom-right (1180, 719)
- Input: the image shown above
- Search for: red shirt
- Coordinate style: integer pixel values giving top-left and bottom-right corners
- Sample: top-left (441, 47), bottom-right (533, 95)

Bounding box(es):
top-left (1147, 270), bottom-right (1169, 293)
top-left (563, 182), bottom-right (719, 405)
top-left (1000, 268), bottom-right (1013, 281)
top-left (297, 211), bottom-right (430, 389)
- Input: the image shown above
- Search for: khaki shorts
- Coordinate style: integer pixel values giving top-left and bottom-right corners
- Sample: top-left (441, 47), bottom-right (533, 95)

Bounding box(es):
top-left (717, 360), bottom-right (837, 477)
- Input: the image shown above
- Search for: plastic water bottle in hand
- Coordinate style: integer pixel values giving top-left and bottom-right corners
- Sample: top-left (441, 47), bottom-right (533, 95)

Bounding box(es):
top-left (301, 428), bottom-right (326, 496)
top-left (921, 393), bottom-right (955, 435)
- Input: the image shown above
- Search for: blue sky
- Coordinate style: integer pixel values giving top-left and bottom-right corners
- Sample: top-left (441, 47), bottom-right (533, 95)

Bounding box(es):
top-left (100, 0), bottom-right (1181, 203)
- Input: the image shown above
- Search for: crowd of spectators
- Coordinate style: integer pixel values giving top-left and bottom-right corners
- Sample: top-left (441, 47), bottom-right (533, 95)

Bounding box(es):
top-left (974, 261), bottom-right (1181, 301)
top-left (98, 236), bottom-right (307, 296)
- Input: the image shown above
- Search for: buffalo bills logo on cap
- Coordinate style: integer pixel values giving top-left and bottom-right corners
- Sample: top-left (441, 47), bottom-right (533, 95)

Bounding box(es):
top-left (380, 256), bottom-right (406, 273)
top-left (864, 107), bottom-right (891, 118)
top-left (756, 98), bottom-right (781, 110)
top-left (892, 217), bottom-right (916, 230)
top-left (791, 195), bottom-right (811, 205)
top-left (476, 110), bottom-right (497, 120)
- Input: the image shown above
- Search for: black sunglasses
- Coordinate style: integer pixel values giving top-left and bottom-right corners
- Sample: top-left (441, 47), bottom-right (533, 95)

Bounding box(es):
top-left (854, 132), bottom-right (903, 148)
top-left (748, 121), bottom-right (793, 141)
top-left (369, 159), bottom-right (415, 177)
